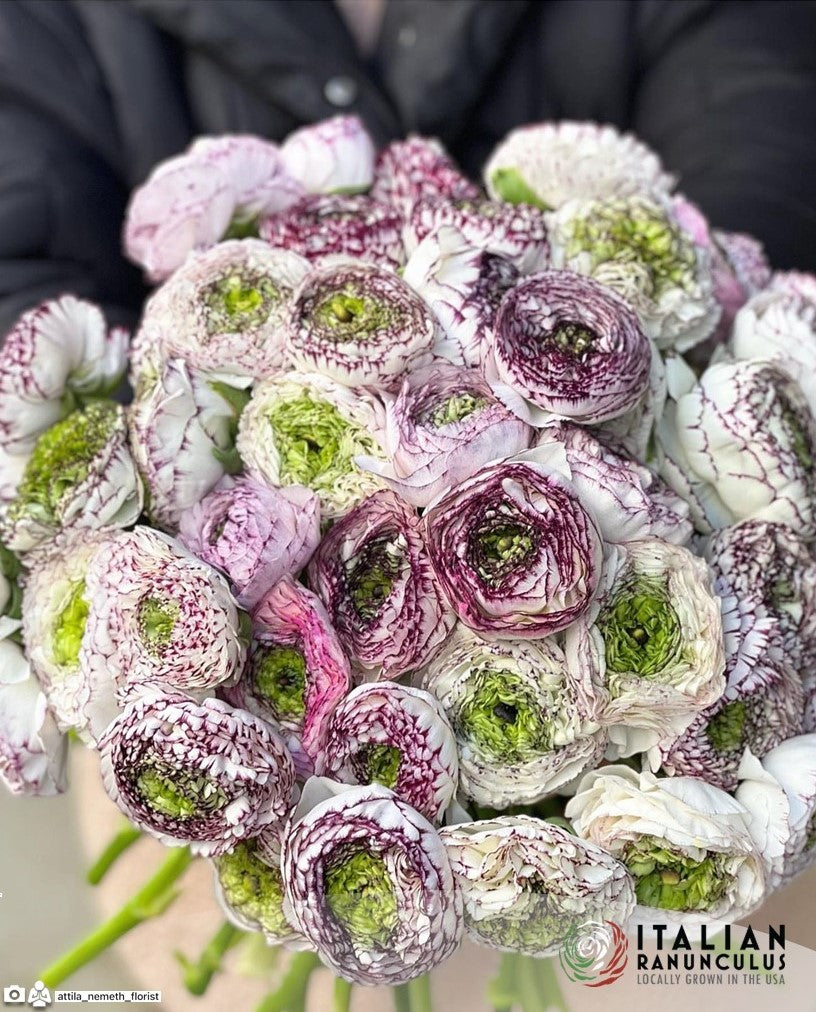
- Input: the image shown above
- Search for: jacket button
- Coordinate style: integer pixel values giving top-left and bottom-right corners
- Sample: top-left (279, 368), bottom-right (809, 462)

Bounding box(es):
top-left (324, 76), bottom-right (358, 107)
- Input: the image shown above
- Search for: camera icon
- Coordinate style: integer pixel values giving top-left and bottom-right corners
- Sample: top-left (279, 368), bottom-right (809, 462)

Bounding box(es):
top-left (2, 985), bottom-right (26, 1005)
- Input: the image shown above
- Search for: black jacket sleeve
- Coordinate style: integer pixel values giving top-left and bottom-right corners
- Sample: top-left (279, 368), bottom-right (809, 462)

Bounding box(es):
top-left (632, 0), bottom-right (816, 269)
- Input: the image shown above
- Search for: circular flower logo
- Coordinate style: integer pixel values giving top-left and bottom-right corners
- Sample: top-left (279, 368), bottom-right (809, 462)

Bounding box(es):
top-left (559, 919), bottom-right (628, 987)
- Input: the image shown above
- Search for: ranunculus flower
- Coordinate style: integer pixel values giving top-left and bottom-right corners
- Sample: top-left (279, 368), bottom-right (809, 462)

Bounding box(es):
top-left (315, 682), bottom-right (459, 823)
top-left (260, 194), bottom-right (404, 269)
top-left (128, 359), bottom-right (244, 532)
top-left (548, 195), bottom-right (719, 352)
top-left (565, 538), bottom-right (725, 757)
top-left (566, 767), bottom-right (765, 925)
top-left (730, 289), bottom-right (816, 415)
top-left (487, 269), bottom-right (651, 425)
top-left (656, 358), bottom-right (816, 536)
top-left (770, 269), bottom-right (816, 303)
top-left (0, 296), bottom-right (128, 455)
top-left (1, 401), bottom-right (143, 553)
top-left (356, 362), bottom-right (532, 508)
top-left (281, 115), bottom-right (375, 194)
top-left (404, 227), bottom-right (520, 368)
top-left (532, 425), bottom-right (692, 545)
top-left (178, 476), bottom-right (320, 608)
top-left (484, 121), bottom-right (675, 210)
top-left (0, 616), bottom-right (67, 796)
top-left (440, 816), bottom-right (635, 956)
top-left (736, 736), bottom-right (816, 888)
top-left (235, 371), bottom-right (387, 520)
top-left (80, 526), bottom-right (246, 738)
top-left (422, 627), bottom-right (606, 807)
top-left (716, 231), bottom-right (771, 295)
top-left (403, 197), bottom-right (550, 274)
top-left (124, 136), bottom-right (303, 281)
top-left (222, 576), bottom-right (351, 776)
top-left (284, 260), bottom-right (436, 390)
top-left (99, 686), bottom-right (296, 856)
top-left (135, 239), bottom-right (310, 382)
top-left (21, 530), bottom-right (117, 739)
top-left (212, 829), bottom-right (303, 944)
top-left (370, 135), bottom-right (480, 215)
top-left (594, 339), bottom-right (666, 464)
top-left (280, 778), bottom-right (463, 985)
top-left (309, 490), bottom-right (454, 678)
top-left (423, 459), bottom-right (602, 639)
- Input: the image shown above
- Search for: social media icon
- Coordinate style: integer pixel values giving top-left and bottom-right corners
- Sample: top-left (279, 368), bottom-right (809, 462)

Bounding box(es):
top-left (27, 983), bottom-right (51, 1009)
top-left (1, 985), bottom-right (25, 1005)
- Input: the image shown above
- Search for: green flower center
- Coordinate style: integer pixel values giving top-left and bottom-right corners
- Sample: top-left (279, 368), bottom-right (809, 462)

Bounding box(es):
top-left (51, 580), bottom-right (89, 669)
top-left (253, 643), bottom-right (307, 723)
top-left (215, 841), bottom-right (290, 937)
top-left (566, 201), bottom-right (697, 297)
top-left (312, 283), bottom-right (397, 343)
top-left (266, 393), bottom-right (365, 488)
top-left (547, 322), bottom-right (596, 356)
top-left (346, 535), bottom-right (404, 622)
top-left (134, 760), bottom-right (226, 820)
top-left (354, 743), bottom-right (402, 789)
top-left (11, 401), bottom-right (119, 521)
top-left (203, 271), bottom-right (280, 334)
top-left (471, 521), bottom-right (536, 586)
top-left (473, 884), bottom-right (576, 953)
top-left (137, 595), bottom-right (179, 654)
top-left (623, 835), bottom-right (731, 912)
top-left (705, 700), bottom-right (747, 754)
top-left (778, 393), bottom-right (814, 471)
top-left (222, 217), bottom-right (260, 241)
top-left (600, 581), bottom-right (683, 681)
top-left (456, 669), bottom-right (552, 762)
top-left (423, 392), bottom-right (489, 428)
top-left (324, 848), bottom-right (399, 949)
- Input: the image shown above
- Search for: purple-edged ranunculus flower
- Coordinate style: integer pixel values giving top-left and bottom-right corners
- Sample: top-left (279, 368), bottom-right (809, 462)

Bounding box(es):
top-left (716, 231), bottom-right (771, 296)
top-left (134, 239), bottom-right (310, 382)
top-left (403, 226), bottom-right (520, 367)
top-left (281, 778), bottom-right (463, 985)
top-left (235, 371), bottom-right (387, 520)
top-left (484, 121), bottom-right (675, 210)
top-left (441, 816), bottom-right (635, 956)
top-left (124, 135), bottom-right (303, 282)
top-left (222, 576), bottom-right (351, 776)
top-left (260, 194), bottom-right (404, 270)
top-left (284, 260), bottom-right (436, 390)
top-left (422, 459), bottom-right (602, 639)
top-left (128, 359), bottom-right (244, 532)
top-left (370, 135), bottom-right (480, 215)
top-left (281, 115), bottom-right (375, 195)
top-left (178, 476), bottom-right (320, 609)
top-left (486, 269), bottom-right (652, 425)
top-left (309, 490), bottom-right (454, 679)
top-left (356, 362), bottom-right (532, 508)
top-left (315, 682), bottom-right (459, 823)
top-left (0, 296), bottom-right (128, 457)
top-left (0, 616), bottom-right (67, 796)
top-left (1, 401), bottom-right (143, 553)
top-left (656, 357), bottom-right (816, 536)
top-left (423, 626), bottom-right (606, 807)
top-left (548, 195), bottom-right (719, 352)
top-left (532, 425), bottom-right (692, 545)
top-left (99, 686), bottom-right (296, 856)
top-left (564, 538), bottom-right (725, 758)
top-left (403, 197), bottom-right (550, 273)
top-left (79, 526), bottom-right (246, 738)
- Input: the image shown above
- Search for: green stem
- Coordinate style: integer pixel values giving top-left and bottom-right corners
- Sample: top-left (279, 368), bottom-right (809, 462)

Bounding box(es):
top-left (333, 976), bottom-right (353, 1012)
top-left (532, 958), bottom-right (568, 1012)
top-left (86, 823), bottom-right (143, 885)
top-left (255, 951), bottom-right (322, 1012)
top-left (393, 983), bottom-right (412, 1012)
top-left (176, 921), bottom-right (243, 996)
top-left (39, 847), bottom-right (193, 988)
top-left (487, 952), bottom-right (518, 1012)
top-left (408, 975), bottom-right (433, 1012)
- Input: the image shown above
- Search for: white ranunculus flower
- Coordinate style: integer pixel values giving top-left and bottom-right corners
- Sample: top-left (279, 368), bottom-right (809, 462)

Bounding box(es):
top-left (564, 539), bottom-right (725, 757)
top-left (440, 815), bottom-right (635, 955)
top-left (656, 357), bottom-right (816, 536)
top-left (281, 115), bottom-right (375, 195)
top-left (565, 766), bottom-right (765, 925)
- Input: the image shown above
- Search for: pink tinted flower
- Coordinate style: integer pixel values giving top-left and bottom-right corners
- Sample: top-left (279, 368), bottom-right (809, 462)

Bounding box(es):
top-left (281, 115), bottom-right (375, 194)
top-left (371, 135), bottom-right (480, 215)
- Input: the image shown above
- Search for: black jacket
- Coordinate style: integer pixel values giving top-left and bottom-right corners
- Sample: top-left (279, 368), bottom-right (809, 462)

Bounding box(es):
top-left (1, 0), bottom-right (816, 332)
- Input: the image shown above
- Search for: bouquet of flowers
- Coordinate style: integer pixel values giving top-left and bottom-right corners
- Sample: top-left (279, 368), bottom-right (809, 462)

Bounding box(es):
top-left (2, 113), bottom-right (816, 1011)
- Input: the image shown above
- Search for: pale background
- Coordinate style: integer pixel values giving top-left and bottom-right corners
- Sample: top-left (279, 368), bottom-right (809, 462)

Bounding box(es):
top-left (2, 745), bottom-right (816, 1012)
